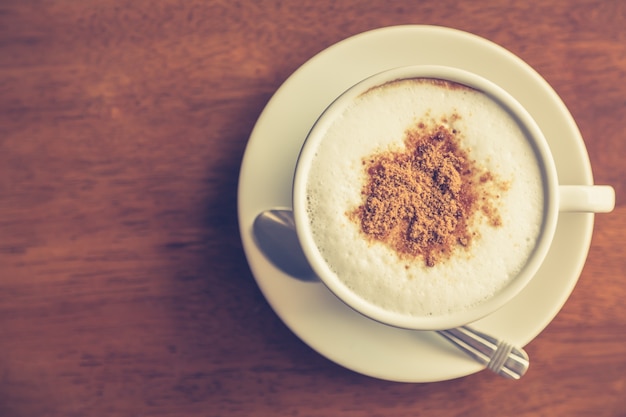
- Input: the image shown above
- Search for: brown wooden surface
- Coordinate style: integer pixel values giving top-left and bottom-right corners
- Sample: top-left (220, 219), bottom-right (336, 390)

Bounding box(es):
top-left (1, 1), bottom-right (625, 416)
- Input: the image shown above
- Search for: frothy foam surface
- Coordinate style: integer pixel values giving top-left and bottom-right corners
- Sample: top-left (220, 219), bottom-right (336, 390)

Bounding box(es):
top-left (304, 78), bottom-right (544, 318)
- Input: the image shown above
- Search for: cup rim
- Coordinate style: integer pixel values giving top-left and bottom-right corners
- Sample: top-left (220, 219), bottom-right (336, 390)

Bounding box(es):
top-left (293, 65), bottom-right (559, 330)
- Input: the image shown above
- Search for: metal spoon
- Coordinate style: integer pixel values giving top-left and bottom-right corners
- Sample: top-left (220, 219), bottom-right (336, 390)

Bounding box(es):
top-left (254, 209), bottom-right (530, 379)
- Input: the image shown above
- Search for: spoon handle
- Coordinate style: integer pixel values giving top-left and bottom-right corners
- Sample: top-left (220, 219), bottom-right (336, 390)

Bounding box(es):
top-left (437, 326), bottom-right (529, 379)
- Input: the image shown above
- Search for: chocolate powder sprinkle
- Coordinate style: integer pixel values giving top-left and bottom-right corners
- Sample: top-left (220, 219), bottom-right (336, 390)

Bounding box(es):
top-left (351, 116), bottom-right (506, 267)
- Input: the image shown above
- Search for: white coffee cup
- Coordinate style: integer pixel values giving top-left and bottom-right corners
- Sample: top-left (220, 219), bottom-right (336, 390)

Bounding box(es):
top-left (292, 65), bottom-right (615, 331)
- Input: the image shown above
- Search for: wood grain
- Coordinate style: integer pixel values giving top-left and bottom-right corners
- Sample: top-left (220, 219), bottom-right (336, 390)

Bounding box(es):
top-left (1, 1), bottom-right (625, 416)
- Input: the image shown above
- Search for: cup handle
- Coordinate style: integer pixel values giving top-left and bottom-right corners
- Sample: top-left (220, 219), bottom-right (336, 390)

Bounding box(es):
top-left (559, 185), bottom-right (615, 213)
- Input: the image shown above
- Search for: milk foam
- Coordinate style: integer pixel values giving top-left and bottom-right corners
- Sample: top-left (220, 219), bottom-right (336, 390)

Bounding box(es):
top-left (304, 78), bottom-right (544, 317)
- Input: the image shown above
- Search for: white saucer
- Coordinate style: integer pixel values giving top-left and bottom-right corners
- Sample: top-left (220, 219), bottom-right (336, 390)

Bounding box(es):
top-left (237, 25), bottom-right (595, 382)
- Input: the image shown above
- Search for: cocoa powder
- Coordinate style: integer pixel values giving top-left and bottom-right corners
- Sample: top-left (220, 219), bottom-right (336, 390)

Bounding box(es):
top-left (351, 115), bottom-right (507, 267)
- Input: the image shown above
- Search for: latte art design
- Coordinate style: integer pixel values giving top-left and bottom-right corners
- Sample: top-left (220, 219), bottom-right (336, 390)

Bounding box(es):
top-left (304, 78), bottom-right (544, 317)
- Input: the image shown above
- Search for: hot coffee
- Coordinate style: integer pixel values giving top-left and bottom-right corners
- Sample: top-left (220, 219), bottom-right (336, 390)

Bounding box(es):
top-left (301, 77), bottom-right (544, 318)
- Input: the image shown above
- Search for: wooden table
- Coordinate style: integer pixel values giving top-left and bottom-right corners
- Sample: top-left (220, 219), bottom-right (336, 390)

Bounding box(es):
top-left (1, 1), bottom-right (624, 416)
